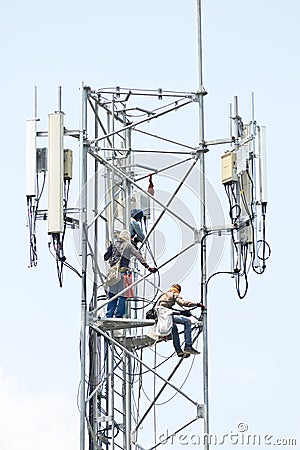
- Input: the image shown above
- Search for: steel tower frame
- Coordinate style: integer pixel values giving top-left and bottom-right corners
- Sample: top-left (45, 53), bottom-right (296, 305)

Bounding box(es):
top-left (79, 85), bottom-right (207, 450)
top-left (77, 4), bottom-right (210, 448)
top-left (26, 2), bottom-right (268, 449)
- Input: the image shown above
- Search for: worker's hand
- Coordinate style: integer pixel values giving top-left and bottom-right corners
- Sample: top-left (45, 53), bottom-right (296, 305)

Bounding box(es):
top-left (197, 302), bottom-right (205, 309)
top-left (148, 267), bottom-right (158, 273)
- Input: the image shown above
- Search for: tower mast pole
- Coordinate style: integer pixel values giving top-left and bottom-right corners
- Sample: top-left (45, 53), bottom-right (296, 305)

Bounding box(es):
top-left (196, 1), bottom-right (209, 449)
top-left (80, 82), bottom-right (88, 450)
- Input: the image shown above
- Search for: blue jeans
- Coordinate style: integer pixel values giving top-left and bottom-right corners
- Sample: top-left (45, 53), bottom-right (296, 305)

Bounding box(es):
top-left (106, 291), bottom-right (126, 318)
top-left (172, 315), bottom-right (192, 352)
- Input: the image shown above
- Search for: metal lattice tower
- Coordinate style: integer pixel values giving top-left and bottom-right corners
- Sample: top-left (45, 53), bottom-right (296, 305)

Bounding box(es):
top-left (25, 2), bottom-right (269, 449)
top-left (79, 82), bottom-right (207, 450)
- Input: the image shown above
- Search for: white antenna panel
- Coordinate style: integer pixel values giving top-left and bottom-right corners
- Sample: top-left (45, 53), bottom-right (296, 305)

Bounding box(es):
top-left (25, 119), bottom-right (37, 197)
top-left (259, 126), bottom-right (268, 204)
top-left (236, 144), bottom-right (249, 174)
top-left (48, 112), bottom-right (64, 234)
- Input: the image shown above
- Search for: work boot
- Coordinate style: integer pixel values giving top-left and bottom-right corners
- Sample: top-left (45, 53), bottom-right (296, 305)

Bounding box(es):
top-left (177, 350), bottom-right (190, 358)
top-left (184, 346), bottom-right (200, 355)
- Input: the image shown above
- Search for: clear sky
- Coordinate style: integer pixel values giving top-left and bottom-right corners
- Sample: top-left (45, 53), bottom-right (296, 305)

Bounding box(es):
top-left (0, 1), bottom-right (299, 449)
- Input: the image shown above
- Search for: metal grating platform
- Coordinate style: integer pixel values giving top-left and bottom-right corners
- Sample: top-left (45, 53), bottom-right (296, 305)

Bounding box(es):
top-left (92, 318), bottom-right (155, 331)
top-left (114, 334), bottom-right (157, 350)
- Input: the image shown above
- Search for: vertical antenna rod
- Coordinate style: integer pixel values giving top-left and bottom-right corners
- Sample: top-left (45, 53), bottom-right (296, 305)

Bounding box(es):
top-left (58, 85), bottom-right (62, 112)
top-left (80, 82), bottom-right (88, 450)
top-left (34, 85), bottom-right (37, 118)
top-left (196, 1), bottom-right (209, 449)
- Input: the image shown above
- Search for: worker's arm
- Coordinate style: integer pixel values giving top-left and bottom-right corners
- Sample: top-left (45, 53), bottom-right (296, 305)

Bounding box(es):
top-left (175, 294), bottom-right (197, 308)
top-left (104, 243), bottom-right (113, 261)
top-left (131, 219), bottom-right (145, 243)
top-left (129, 243), bottom-right (157, 272)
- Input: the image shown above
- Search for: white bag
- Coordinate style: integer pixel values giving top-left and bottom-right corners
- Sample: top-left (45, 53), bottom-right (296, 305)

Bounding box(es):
top-left (147, 306), bottom-right (173, 339)
top-left (105, 262), bottom-right (121, 286)
top-left (156, 306), bottom-right (173, 336)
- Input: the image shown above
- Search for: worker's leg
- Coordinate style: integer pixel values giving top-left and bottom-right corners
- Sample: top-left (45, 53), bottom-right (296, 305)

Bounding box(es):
top-left (173, 315), bottom-right (192, 347)
top-left (171, 323), bottom-right (182, 354)
top-left (173, 316), bottom-right (200, 355)
top-left (115, 296), bottom-right (126, 318)
top-left (106, 292), bottom-right (118, 318)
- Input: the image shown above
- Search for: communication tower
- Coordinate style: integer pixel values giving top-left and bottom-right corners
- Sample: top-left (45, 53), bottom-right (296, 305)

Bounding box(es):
top-left (25, 2), bottom-right (269, 449)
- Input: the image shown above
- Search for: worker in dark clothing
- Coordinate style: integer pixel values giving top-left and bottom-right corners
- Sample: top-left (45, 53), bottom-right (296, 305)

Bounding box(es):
top-left (130, 209), bottom-right (145, 245)
top-left (104, 230), bottom-right (157, 318)
top-left (156, 283), bottom-right (203, 357)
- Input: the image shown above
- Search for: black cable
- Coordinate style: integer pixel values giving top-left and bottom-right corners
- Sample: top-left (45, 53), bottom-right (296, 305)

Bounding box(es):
top-left (223, 165), bottom-right (270, 300)
top-left (143, 217), bottom-right (161, 302)
top-left (27, 172), bottom-right (47, 267)
top-left (27, 197), bottom-right (37, 267)
top-left (238, 174), bottom-right (253, 220)
top-left (138, 327), bottom-right (202, 406)
top-left (55, 179), bottom-right (70, 286)
top-left (202, 197), bottom-right (248, 300)
top-left (257, 237), bottom-right (271, 262)
top-left (61, 179), bottom-right (70, 250)
top-left (129, 347), bottom-right (174, 378)
top-left (52, 234), bottom-right (63, 287)
top-left (129, 297), bottom-right (153, 311)
top-left (235, 243), bottom-right (249, 299)
top-left (223, 183), bottom-right (241, 270)
top-left (224, 184), bottom-right (241, 279)
top-left (125, 321), bottom-right (201, 378)
top-left (224, 182), bottom-right (241, 223)
top-left (61, 260), bottom-right (82, 278)
top-left (34, 172), bottom-right (46, 222)
top-left (206, 270), bottom-right (236, 286)
top-left (244, 168), bottom-right (271, 275)
top-left (49, 179), bottom-right (84, 285)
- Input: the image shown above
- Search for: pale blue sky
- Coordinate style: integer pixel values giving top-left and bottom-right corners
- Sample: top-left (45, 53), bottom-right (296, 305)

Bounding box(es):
top-left (0, 1), bottom-right (299, 449)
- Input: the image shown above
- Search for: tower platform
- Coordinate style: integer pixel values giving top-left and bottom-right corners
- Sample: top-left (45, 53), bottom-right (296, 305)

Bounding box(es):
top-left (93, 317), bottom-right (155, 331)
top-left (91, 318), bottom-right (159, 350)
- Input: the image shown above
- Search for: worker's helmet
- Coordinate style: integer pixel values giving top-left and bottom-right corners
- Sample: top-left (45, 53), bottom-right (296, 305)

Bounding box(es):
top-left (131, 209), bottom-right (144, 221)
top-left (170, 283), bottom-right (181, 293)
top-left (118, 230), bottom-right (131, 243)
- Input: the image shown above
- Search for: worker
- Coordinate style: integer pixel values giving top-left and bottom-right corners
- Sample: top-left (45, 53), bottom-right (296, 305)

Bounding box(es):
top-left (130, 209), bottom-right (146, 245)
top-left (104, 230), bottom-right (157, 318)
top-left (155, 283), bottom-right (203, 357)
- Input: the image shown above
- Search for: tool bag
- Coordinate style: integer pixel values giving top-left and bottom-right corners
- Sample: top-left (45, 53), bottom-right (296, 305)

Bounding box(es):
top-left (145, 306), bottom-right (157, 320)
top-left (145, 292), bottom-right (166, 320)
top-left (105, 241), bottom-right (129, 287)
top-left (105, 261), bottom-right (121, 286)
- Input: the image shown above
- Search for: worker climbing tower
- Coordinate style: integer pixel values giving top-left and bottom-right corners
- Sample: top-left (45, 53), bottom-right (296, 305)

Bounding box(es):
top-left (25, 2), bottom-right (269, 449)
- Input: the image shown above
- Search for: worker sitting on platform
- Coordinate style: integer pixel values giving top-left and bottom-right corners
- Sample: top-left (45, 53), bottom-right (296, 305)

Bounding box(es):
top-left (104, 230), bottom-right (157, 318)
top-left (130, 209), bottom-right (146, 246)
top-left (155, 283), bottom-right (203, 357)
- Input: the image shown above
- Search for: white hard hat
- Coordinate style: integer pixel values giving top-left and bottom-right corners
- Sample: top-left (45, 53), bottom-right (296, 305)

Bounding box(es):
top-left (119, 230), bottom-right (131, 243)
